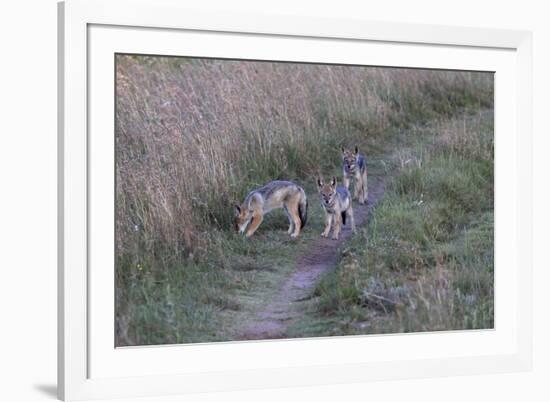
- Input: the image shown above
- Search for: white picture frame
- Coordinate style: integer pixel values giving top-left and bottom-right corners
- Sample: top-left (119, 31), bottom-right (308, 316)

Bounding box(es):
top-left (58, 0), bottom-right (533, 400)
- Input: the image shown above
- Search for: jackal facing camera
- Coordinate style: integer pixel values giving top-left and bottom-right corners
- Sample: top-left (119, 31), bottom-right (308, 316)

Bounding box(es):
top-left (317, 176), bottom-right (355, 240)
top-left (233, 180), bottom-right (308, 238)
top-left (342, 146), bottom-right (368, 204)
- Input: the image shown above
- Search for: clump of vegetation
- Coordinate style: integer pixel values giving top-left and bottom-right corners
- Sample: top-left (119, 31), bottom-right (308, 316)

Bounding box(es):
top-left (306, 113), bottom-right (494, 335)
top-left (115, 54), bottom-right (493, 345)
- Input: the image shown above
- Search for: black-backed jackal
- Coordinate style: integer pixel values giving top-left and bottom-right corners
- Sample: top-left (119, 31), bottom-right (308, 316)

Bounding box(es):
top-left (317, 176), bottom-right (355, 240)
top-left (233, 180), bottom-right (308, 238)
top-left (342, 146), bottom-right (368, 204)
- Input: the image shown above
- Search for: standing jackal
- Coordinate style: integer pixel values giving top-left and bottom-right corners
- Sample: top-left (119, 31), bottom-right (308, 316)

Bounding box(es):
top-left (342, 146), bottom-right (368, 204)
top-left (317, 176), bottom-right (355, 240)
top-left (233, 180), bottom-right (308, 238)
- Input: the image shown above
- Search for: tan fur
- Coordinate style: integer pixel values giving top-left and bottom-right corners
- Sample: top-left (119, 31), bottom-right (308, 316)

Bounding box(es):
top-left (233, 180), bottom-right (307, 238)
top-left (317, 176), bottom-right (355, 240)
top-left (342, 146), bottom-right (368, 204)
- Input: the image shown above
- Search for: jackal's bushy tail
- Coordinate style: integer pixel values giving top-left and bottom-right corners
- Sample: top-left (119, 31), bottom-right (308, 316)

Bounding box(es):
top-left (298, 191), bottom-right (308, 229)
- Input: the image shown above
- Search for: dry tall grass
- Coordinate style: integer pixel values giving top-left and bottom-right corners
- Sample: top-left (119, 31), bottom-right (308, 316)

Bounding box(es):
top-left (115, 55), bottom-right (492, 264)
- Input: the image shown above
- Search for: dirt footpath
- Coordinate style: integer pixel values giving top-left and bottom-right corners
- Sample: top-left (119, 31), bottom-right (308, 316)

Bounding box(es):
top-left (237, 177), bottom-right (387, 340)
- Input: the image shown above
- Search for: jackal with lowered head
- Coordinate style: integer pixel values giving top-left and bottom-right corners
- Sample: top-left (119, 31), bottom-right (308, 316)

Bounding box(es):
top-left (317, 176), bottom-right (355, 240)
top-left (342, 146), bottom-right (368, 204)
top-left (233, 180), bottom-right (308, 238)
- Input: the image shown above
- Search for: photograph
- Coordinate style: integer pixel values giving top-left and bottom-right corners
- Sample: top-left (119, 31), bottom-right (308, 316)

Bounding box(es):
top-left (2, 0), bottom-right (545, 400)
top-left (114, 54), bottom-right (494, 347)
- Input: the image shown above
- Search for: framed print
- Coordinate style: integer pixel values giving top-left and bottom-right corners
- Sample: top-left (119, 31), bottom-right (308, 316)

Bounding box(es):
top-left (58, 0), bottom-right (533, 400)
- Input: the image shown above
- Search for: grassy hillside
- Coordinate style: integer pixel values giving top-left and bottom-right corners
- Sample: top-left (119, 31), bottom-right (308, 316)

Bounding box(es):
top-left (115, 55), bottom-right (493, 346)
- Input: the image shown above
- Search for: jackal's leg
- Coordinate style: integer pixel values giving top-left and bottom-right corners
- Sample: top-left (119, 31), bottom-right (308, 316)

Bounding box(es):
top-left (245, 213), bottom-right (263, 237)
top-left (363, 170), bottom-right (368, 204)
top-left (358, 179), bottom-right (365, 204)
top-left (332, 213), bottom-right (341, 240)
top-left (354, 174), bottom-right (361, 200)
top-left (348, 206), bottom-right (356, 233)
top-left (353, 172), bottom-right (364, 204)
top-left (284, 206), bottom-right (295, 234)
top-left (343, 175), bottom-right (351, 190)
top-left (290, 206), bottom-right (302, 239)
top-left (321, 213), bottom-right (333, 238)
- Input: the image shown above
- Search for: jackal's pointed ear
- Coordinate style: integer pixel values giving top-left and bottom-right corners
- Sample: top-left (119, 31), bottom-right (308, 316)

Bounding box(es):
top-left (234, 204), bottom-right (241, 215)
top-left (317, 177), bottom-right (323, 188)
top-left (331, 176), bottom-right (337, 187)
top-left (341, 146), bottom-right (345, 154)
top-left (354, 146), bottom-right (359, 155)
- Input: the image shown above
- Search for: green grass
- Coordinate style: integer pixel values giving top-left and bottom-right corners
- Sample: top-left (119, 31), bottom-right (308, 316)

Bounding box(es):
top-left (116, 111), bottom-right (494, 345)
top-left (288, 112), bottom-right (494, 337)
top-left (116, 180), bottom-right (331, 345)
top-left (115, 56), bottom-right (494, 346)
